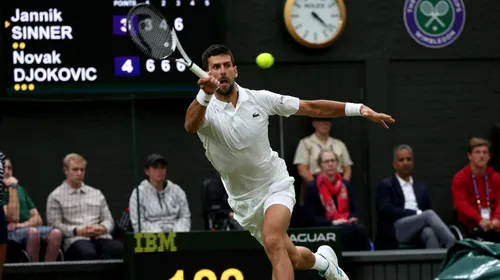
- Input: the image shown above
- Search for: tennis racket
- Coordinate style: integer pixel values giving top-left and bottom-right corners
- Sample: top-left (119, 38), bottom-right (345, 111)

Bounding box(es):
top-left (126, 3), bottom-right (208, 79)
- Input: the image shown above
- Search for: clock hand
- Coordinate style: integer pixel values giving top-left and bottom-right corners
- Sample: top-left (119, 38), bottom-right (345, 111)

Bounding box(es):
top-left (311, 11), bottom-right (334, 31)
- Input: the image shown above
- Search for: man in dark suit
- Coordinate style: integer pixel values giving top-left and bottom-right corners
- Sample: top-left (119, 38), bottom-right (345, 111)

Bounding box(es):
top-left (375, 144), bottom-right (455, 250)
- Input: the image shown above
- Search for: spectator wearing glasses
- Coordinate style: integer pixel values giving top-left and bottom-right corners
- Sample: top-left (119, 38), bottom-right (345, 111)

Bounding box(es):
top-left (304, 150), bottom-right (370, 251)
top-left (294, 118), bottom-right (353, 184)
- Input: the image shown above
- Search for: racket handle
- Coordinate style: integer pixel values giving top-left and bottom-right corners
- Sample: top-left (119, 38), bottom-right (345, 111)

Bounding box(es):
top-left (190, 63), bottom-right (208, 78)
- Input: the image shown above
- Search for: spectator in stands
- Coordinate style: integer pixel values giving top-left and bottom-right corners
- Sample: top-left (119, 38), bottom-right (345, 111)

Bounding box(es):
top-left (46, 153), bottom-right (123, 260)
top-left (129, 153), bottom-right (191, 233)
top-left (304, 150), bottom-right (370, 251)
top-left (0, 152), bottom-right (8, 279)
top-left (294, 118), bottom-right (353, 200)
top-left (376, 144), bottom-right (455, 250)
top-left (201, 171), bottom-right (242, 231)
top-left (3, 156), bottom-right (62, 262)
top-left (451, 137), bottom-right (500, 242)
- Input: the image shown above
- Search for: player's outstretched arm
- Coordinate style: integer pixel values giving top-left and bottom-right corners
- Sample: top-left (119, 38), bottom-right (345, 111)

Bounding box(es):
top-left (184, 99), bottom-right (209, 133)
top-left (184, 75), bottom-right (220, 133)
top-left (296, 100), bottom-right (395, 128)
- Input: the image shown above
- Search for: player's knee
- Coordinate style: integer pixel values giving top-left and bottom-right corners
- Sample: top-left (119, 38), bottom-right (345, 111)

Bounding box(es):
top-left (263, 234), bottom-right (285, 254)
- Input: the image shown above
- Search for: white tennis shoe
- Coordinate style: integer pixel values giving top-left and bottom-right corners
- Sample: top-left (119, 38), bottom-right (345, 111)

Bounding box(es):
top-left (316, 245), bottom-right (349, 280)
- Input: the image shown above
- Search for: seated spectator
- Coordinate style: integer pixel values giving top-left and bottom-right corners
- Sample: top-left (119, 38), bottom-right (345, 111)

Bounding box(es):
top-left (293, 118), bottom-right (354, 199)
top-left (451, 137), bottom-right (500, 242)
top-left (304, 150), bottom-right (370, 251)
top-left (129, 153), bottom-right (191, 233)
top-left (3, 156), bottom-right (62, 262)
top-left (46, 153), bottom-right (123, 261)
top-left (376, 144), bottom-right (455, 250)
top-left (0, 152), bottom-right (8, 276)
top-left (201, 171), bottom-right (242, 231)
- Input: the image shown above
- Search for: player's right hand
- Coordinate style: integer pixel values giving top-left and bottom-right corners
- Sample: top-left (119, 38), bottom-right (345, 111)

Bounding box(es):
top-left (197, 73), bottom-right (220, 95)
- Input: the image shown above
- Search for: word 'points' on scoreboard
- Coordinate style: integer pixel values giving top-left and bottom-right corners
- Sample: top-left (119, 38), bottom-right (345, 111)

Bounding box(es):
top-left (2, 0), bottom-right (219, 94)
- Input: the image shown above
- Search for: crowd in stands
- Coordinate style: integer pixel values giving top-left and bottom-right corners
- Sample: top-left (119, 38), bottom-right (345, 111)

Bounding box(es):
top-left (292, 118), bottom-right (500, 251)
top-left (1, 118), bottom-right (498, 263)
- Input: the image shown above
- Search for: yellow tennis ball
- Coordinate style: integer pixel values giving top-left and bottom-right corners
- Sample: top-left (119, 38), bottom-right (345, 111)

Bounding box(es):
top-left (256, 53), bottom-right (274, 69)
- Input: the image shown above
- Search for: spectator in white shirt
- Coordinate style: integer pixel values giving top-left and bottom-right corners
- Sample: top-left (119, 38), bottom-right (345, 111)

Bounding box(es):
top-left (129, 153), bottom-right (191, 233)
top-left (375, 145), bottom-right (455, 249)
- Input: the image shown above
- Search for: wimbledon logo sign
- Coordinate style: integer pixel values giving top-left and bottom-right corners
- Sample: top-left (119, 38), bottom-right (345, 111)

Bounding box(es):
top-left (403, 0), bottom-right (466, 48)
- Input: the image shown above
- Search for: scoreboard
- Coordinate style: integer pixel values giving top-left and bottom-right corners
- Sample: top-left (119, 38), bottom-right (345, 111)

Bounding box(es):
top-left (1, 0), bottom-right (221, 95)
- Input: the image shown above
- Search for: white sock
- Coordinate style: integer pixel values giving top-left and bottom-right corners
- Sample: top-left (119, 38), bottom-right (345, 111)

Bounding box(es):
top-left (312, 253), bottom-right (329, 272)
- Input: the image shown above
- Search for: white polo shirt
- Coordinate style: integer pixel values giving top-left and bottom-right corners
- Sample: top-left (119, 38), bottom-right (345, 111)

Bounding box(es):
top-left (197, 84), bottom-right (300, 201)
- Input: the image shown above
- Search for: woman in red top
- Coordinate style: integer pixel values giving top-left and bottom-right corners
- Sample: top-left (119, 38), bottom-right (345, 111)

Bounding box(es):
top-left (451, 137), bottom-right (500, 241)
top-left (304, 150), bottom-right (371, 251)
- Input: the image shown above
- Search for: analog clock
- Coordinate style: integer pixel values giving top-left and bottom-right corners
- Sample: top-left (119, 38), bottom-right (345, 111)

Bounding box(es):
top-left (284, 0), bottom-right (347, 49)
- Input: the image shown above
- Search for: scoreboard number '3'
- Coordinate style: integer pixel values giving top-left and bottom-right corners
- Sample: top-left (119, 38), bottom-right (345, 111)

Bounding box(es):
top-left (169, 269), bottom-right (244, 280)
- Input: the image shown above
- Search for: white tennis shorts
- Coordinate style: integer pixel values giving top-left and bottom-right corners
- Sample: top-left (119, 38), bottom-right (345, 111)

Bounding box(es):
top-left (227, 177), bottom-right (296, 245)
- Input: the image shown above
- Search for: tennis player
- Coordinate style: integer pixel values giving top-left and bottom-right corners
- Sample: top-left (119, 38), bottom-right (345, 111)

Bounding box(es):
top-left (185, 44), bottom-right (395, 280)
top-left (0, 152), bottom-right (8, 279)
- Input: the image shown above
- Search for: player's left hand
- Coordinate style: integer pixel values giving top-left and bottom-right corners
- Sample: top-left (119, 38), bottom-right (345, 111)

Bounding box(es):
top-left (360, 105), bottom-right (395, 129)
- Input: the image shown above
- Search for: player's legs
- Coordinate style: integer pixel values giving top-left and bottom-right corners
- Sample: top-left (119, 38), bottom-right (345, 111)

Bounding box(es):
top-left (263, 204), bottom-right (342, 280)
top-left (281, 216), bottom-right (350, 280)
top-left (262, 188), bottom-right (349, 280)
top-left (262, 204), bottom-right (294, 280)
top-left (283, 233), bottom-right (316, 270)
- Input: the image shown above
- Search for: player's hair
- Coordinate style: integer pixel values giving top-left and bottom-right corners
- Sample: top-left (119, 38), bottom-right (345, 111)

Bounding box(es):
top-left (468, 137), bottom-right (490, 153)
top-left (63, 153), bottom-right (87, 168)
top-left (201, 44), bottom-right (235, 70)
top-left (317, 150), bottom-right (339, 167)
top-left (393, 144), bottom-right (413, 161)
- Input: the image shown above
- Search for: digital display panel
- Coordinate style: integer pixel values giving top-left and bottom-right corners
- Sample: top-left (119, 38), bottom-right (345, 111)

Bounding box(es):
top-left (1, 0), bottom-right (221, 95)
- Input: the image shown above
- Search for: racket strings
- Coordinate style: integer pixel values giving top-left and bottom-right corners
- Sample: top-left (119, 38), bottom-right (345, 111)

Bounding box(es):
top-left (127, 4), bottom-right (175, 60)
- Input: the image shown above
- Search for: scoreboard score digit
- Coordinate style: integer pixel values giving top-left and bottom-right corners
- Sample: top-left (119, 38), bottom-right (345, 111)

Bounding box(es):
top-left (1, 0), bottom-right (220, 95)
top-left (115, 56), bottom-right (141, 77)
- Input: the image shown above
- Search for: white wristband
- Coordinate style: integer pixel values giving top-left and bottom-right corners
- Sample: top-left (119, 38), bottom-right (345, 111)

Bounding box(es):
top-left (196, 90), bottom-right (212, 107)
top-left (345, 102), bottom-right (363, 116)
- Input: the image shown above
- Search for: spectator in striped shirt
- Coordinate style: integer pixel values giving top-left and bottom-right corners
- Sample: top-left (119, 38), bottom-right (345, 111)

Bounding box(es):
top-left (46, 153), bottom-right (123, 260)
top-left (129, 153), bottom-right (191, 233)
top-left (3, 155), bottom-right (62, 262)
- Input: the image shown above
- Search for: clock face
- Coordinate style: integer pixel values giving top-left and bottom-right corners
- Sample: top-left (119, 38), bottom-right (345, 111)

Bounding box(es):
top-left (285, 0), bottom-right (346, 47)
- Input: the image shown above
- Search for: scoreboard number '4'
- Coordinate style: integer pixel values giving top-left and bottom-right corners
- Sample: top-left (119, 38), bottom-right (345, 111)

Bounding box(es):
top-left (114, 57), bottom-right (140, 77)
top-left (122, 59), bottom-right (134, 73)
